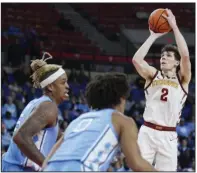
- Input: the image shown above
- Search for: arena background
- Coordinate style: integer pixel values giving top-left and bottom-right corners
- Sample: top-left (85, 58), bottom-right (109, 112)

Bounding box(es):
top-left (1, 2), bottom-right (195, 171)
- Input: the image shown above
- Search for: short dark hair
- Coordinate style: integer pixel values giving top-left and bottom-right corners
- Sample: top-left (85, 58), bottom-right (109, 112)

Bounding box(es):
top-left (85, 72), bottom-right (130, 110)
top-left (161, 44), bottom-right (181, 61)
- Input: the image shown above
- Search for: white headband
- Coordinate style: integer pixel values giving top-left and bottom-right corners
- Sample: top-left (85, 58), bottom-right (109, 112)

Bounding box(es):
top-left (40, 68), bottom-right (65, 88)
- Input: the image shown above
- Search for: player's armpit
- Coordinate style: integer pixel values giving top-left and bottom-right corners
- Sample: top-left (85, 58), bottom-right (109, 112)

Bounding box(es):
top-left (132, 59), bottom-right (157, 80)
top-left (180, 55), bottom-right (192, 84)
top-left (13, 101), bottom-right (58, 167)
top-left (119, 116), bottom-right (157, 172)
top-left (57, 127), bottom-right (63, 141)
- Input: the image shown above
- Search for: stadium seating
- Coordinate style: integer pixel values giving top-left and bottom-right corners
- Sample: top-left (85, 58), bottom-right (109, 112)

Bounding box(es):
top-left (1, 3), bottom-right (101, 54)
top-left (71, 3), bottom-right (195, 40)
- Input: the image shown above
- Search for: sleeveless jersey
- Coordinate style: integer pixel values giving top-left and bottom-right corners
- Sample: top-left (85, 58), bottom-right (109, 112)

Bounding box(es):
top-left (3, 95), bottom-right (59, 171)
top-left (143, 71), bottom-right (188, 127)
top-left (48, 108), bottom-right (120, 171)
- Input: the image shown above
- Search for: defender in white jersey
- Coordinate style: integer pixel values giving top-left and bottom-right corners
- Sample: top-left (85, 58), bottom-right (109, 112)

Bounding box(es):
top-left (2, 53), bottom-right (69, 171)
top-left (132, 9), bottom-right (191, 171)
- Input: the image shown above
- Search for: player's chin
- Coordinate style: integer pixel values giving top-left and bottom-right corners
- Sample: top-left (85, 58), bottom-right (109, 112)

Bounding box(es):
top-left (61, 94), bottom-right (70, 102)
top-left (160, 66), bottom-right (168, 71)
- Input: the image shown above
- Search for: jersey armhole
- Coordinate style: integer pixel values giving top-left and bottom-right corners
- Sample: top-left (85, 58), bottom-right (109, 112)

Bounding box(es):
top-left (144, 70), bottom-right (158, 90)
top-left (176, 73), bottom-right (188, 95)
top-left (109, 111), bottom-right (119, 141)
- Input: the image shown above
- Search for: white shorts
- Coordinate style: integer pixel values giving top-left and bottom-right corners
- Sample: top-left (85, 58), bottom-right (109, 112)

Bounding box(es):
top-left (138, 125), bottom-right (178, 171)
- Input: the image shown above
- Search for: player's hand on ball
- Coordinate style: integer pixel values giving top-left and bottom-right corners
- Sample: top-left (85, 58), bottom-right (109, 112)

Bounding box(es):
top-left (149, 28), bottom-right (168, 39)
top-left (162, 9), bottom-right (178, 30)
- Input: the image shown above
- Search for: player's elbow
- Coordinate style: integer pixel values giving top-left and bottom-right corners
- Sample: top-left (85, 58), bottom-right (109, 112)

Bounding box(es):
top-left (182, 55), bottom-right (190, 60)
top-left (132, 58), bottom-right (140, 66)
top-left (13, 131), bottom-right (26, 144)
top-left (13, 132), bottom-right (22, 144)
top-left (132, 58), bottom-right (137, 63)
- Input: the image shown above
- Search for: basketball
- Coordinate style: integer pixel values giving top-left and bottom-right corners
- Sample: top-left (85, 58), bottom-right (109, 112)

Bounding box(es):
top-left (148, 8), bottom-right (172, 33)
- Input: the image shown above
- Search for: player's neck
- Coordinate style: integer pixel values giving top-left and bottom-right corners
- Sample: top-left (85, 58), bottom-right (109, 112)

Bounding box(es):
top-left (114, 105), bottom-right (124, 114)
top-left (44, 93), bottom-right (59, 105)
top-left (162, 69), bottom-right (176, 78)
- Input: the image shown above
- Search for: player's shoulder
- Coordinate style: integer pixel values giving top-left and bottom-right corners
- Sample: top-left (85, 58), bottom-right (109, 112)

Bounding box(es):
top-left (35, 101), bottom-right (58, 117)
top-left (112, 111), bottom-right (136, 127)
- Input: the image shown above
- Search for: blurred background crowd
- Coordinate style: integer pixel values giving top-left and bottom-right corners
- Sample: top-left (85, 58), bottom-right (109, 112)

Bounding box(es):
top-left (1, 3), bottom-right (195, 171)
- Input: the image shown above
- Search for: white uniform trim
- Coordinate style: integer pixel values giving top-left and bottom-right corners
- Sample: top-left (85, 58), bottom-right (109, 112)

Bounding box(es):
top-left (40, 68), bottom-right (65, 88)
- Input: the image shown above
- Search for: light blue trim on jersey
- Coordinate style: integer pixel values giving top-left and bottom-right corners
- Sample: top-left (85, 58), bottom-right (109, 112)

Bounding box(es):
top-left (105, 108), bottom-right (119, 140)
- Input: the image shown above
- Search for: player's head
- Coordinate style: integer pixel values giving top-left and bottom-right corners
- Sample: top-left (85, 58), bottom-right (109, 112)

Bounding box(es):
top-left (85, 72), bottom-right (130, 113)
top-left (160, 44), bottom-right (181, 72)
top-left (30, 52), bottom-right (69, 104)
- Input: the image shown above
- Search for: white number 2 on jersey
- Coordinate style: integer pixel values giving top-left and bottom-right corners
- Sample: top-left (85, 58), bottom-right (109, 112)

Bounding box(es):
top-left (73, 119), bottom-right (93, 133)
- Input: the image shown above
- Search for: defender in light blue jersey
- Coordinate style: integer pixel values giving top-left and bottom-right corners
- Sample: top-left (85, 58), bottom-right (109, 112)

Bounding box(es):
top-left (2, 53), bottom-right (69, 171)
top-left (43, 73), bottom-right (157, 172)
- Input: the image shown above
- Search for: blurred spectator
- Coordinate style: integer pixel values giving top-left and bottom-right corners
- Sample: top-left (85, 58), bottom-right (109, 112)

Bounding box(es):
top-left (182, 100), bottom-right (193, 121)
top-left (178, 138), bottom-right (193, 169)
top-left (177, 118), bottom-right (192, 138)
top-left (2, 96), bottom-right (17, 119)
top-left (69, 78), bottom-right (81, 97)
top-left (130, 77), bottom-right (145, 103)
top-left (68, 109), bottom-right (80, 122)
top-left (2, 111), bottom-right (17, 132)
top-left (68, 68), bottom-right (78, 82)
top-left (186, 115), bottom-right (195, 132)
top-left (77, 65), bottom-right (89, 84)
top-left (2, 122), bottom-right (12, 151)
top-left (74, 97), bottom-right (89, 113)
top-left (5, 25), bottom-right (23, 37)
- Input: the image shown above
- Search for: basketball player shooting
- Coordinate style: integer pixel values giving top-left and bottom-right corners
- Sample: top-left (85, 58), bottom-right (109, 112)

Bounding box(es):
top-left (132, 9), bottom-right (191, 171)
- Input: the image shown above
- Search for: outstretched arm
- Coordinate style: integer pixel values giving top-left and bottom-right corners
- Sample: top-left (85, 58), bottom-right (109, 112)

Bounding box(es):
top-left (132, 30), bottom-right (167, 80)
top-left (163, 9), bottom-right (191, 83)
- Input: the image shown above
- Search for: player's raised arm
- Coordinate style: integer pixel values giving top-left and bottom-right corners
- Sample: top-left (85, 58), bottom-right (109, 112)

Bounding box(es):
top-left (132, 30), bottom-right (167, 80)
top-left (162, 9), bottom-right (191, 83)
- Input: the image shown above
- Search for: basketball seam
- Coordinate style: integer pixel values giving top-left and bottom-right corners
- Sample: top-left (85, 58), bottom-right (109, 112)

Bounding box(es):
top-left (151, 15), bottom-right (154, 27)
top-left (149, 22), bottom-right (154, 29)
top-left (157, 20), bottom-right (169, 31)
top-left (154, 9), bottom-right (166, 32)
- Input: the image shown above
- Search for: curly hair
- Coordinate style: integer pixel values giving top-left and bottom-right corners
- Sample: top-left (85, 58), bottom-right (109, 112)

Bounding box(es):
top-left (30, 52), bottom-right (61, 88)
top-left (85, 72), bottom-right (130, 110)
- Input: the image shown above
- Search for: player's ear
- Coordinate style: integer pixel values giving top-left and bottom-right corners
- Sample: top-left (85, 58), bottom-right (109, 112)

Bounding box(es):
top-left (46, 83), bottom-right (54, 92)
top-left (175, 60), bottom-right (180, 67)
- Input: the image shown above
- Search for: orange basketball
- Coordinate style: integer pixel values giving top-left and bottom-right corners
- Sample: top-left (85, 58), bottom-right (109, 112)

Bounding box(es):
top-left (148, 8), bottom-right (172, 33)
